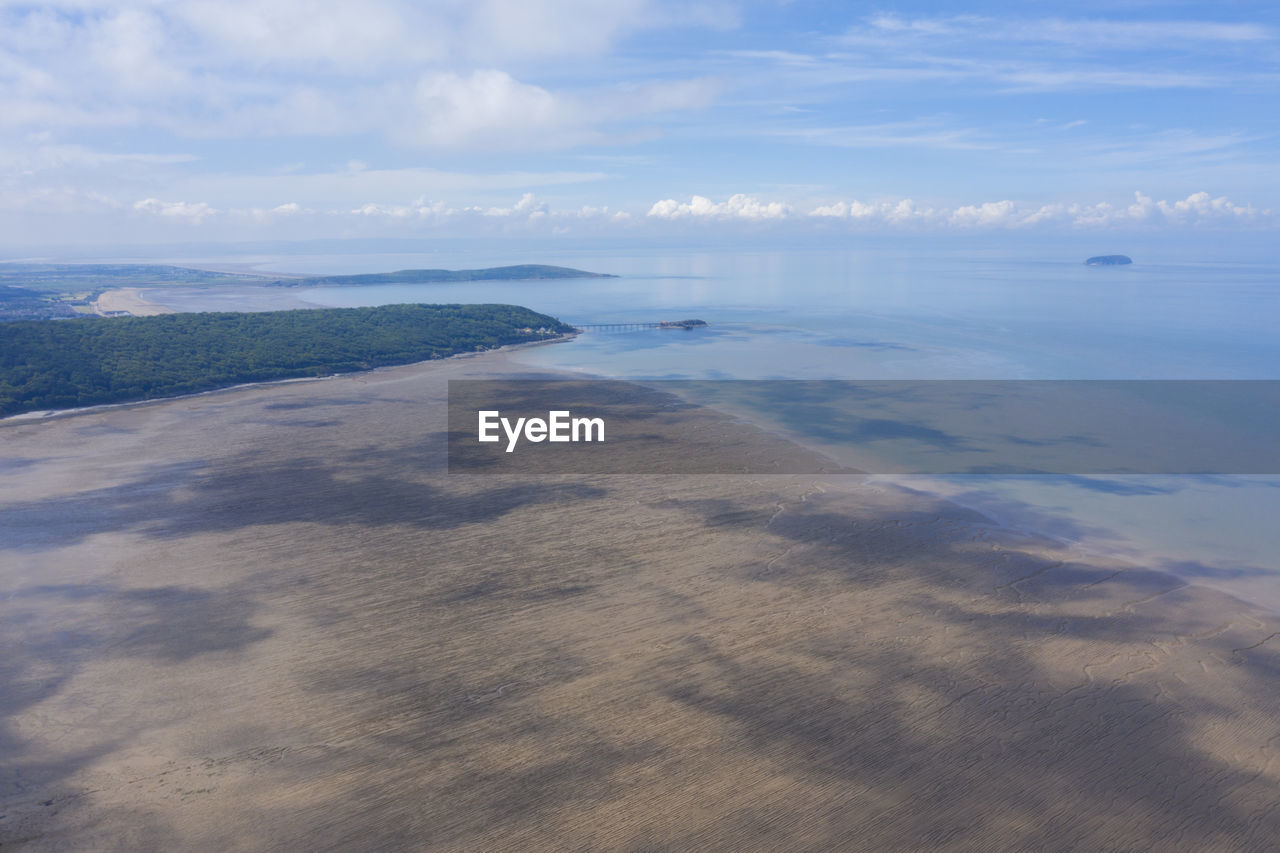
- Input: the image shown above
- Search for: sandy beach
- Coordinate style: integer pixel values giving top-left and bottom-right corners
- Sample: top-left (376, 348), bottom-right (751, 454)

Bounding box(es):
top-left (92, 288), bottom-right (175, 317)
top-left (3, 351), bottom-right (1280, 850)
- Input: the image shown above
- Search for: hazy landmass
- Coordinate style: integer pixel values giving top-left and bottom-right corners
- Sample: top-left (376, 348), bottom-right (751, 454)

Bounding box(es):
top-left (1085, 255), bottom-right (1133, 265)
top-left (0, 264), bottom-right (278, 321)
top-left (279, 264), bottom-right (616, 287)
top-left (0, 264), bottom-right (268, 292)
top-left (0, 264), bottom-right (612, 320)
top-left (0, 304), bottom-right (573, 416)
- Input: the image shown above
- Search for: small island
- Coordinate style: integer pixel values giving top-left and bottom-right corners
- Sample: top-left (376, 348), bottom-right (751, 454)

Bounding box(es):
top-left (659, 319), bottom-right (708, 329)
top-left (1084, 255), bottom-right (1133, 266)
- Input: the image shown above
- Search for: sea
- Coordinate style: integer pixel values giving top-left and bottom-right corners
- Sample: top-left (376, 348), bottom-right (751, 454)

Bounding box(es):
top-left (134, 240), bottom-right (1280, 612)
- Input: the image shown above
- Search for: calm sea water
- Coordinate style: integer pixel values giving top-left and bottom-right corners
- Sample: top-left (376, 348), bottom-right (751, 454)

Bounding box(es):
top-left (151, 246), bottom-right (1280, 611)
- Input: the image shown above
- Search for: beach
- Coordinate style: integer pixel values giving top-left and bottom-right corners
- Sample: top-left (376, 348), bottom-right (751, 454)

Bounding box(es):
top-left (3, 351), bottom-right (1280, 850)
top-left (91, 288), bottom-right (174, 317)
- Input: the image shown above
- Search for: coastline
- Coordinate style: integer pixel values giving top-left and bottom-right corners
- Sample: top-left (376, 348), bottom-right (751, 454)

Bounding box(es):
top-left (1, 333), bottom-right (577, 425)
top-left (9, 328), bottom-right (1273, 617)
top-left (11, 335), bottom-right (1274, 616)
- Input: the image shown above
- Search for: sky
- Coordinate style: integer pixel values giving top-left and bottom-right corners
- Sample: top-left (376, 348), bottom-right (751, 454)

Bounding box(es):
top-left (2, 0), bottom-right (1278, 248)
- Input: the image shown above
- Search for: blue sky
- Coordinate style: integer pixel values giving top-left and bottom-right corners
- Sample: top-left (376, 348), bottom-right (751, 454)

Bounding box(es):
top-left (2, 0), bottom-right (1277, 246)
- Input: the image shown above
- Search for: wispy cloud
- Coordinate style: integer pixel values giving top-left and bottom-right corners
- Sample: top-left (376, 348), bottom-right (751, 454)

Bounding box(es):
top-left (860, 15), bottom-right (1272, 48)
top-left (767, 119), bottom-right (993, 151)
top-left (0, 1), bottom-right (725, 149)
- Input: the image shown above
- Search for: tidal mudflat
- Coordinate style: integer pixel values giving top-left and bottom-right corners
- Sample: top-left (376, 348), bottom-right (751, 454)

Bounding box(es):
top-left (3, 352), bottom-right (1280, 850)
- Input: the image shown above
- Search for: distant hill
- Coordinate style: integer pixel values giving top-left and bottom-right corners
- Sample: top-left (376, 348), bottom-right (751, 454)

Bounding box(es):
top-left (287, 264), bottom-right (617, 287)
top-left (0, 262), bottom-right (617, 319)
top-left (1085, 255), bottom-right (1133, 266)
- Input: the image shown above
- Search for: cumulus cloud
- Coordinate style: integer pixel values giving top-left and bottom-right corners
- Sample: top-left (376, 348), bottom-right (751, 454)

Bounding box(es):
top-left (133, 197), bottom-right (217, 222)
top-left (807, 191), bottom-right (1266, 228)
top-left (948, 200), bottom-right (1017, 227)
top-left (809, 199), bottom-right (937, 223)
top-left (38, 188), bottom-right (1280, 238)
top-left (350, 198), bottom-right (457, 220)
top-left (348, 193), bottom-right (632, 227)
top-left (1126, 190), bottom-right (1258, 221)
top-left (647, 194), bottom-right (792, 220)
top-left (236, 201), bottom-right (311, 222)
top-left (484, 193), bottom-right (549, 217)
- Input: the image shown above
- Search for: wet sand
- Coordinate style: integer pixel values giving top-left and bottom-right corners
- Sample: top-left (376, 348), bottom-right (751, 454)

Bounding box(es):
top-left (3, 352), bottom-right (1280, 850)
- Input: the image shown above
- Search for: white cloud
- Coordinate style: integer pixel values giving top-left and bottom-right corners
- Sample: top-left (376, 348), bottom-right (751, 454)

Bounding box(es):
top-left (133, 197), bottom-right (217, 222)
top-left (397, 71), bottom-right (585, 150)
top-left (0, 142), bottom-right (196, 171)
top-left (807, 191), bottom-right (1266, 229)
top-left (347, 193), bottom-right (633, 228)
top-left (0, 0), bottom-right (712, 74)
top-left (771, 120), bottom-right (991, 151)
top-left (1127, 190), bottom-right (1258, 221)
top-left (809, 198), bottom-right (938, 224)
top-left (949, 200), bottom-right (1017, 227)
top-left (13, 180), bottom-right (1276, 238)
top-left (350, 198), bottom-right (456, 220)
top-left (860, 15), bottom-right (1272, 49)
top-left (647, 194), bottom-right (792, 220)
top-left (0, 1), bottom-right (724, 147)
top-left (642, 190), bottom-right (1269, 229)
top-left (175, 0), bottom-right (436, 71)
top-left (485, 193), bottom-right (549, 217)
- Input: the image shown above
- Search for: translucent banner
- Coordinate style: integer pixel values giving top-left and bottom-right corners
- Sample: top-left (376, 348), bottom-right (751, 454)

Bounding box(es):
top-left (447, 380), bottom-right (1280, 474)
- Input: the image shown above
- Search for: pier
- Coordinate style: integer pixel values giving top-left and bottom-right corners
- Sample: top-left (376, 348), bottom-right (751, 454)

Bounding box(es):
top-left (576, 319), bottom-right (708, 332)
top-left (576, 323), bottom-right (664, 331)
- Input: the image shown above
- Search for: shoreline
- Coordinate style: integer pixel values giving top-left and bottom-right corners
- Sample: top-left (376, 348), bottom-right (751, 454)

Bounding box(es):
top-left (8, 320), bottom-right (1272, 619)
top-left (6, 333), bottom-right (1273, 621)
top-left (1, 333), bottom-right (578, 425)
